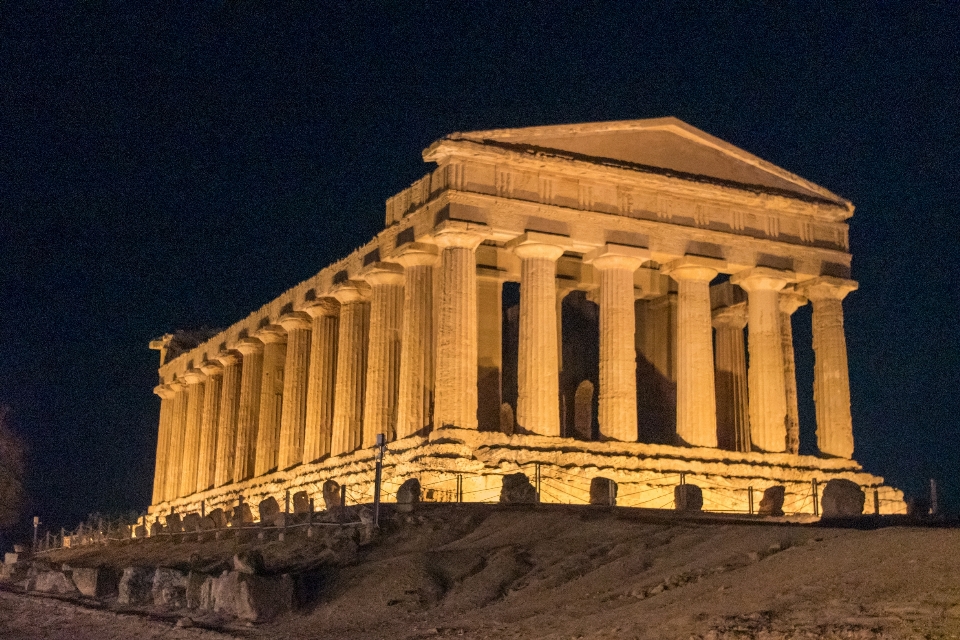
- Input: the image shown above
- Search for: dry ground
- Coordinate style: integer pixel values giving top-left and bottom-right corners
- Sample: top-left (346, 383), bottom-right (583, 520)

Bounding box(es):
top-left (3, 504), bottom-right (960, 639)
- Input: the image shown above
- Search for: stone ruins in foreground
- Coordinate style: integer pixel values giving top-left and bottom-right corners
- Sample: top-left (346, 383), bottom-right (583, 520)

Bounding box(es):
top-left (148, 118), bottom-right (904, 518)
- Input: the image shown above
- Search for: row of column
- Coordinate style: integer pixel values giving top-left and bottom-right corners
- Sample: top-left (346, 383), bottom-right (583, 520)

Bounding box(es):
top-left (152, 226), bottom-right (858, 504)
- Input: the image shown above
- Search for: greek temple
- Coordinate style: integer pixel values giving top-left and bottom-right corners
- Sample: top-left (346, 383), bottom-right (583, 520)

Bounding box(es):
top-left (147, 118), bottom-right (904, 517)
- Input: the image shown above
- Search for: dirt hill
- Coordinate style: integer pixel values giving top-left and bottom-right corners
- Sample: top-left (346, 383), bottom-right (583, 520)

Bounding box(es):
top-left (3, 504), bottom-right (960, 639)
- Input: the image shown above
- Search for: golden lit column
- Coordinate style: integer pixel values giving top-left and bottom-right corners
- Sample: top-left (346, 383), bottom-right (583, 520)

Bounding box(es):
top-left (151, 384), bottom-right (175, 504)
top-left (254, 326), bottom-right (287, 476)
top-left (233, 337), bottom-right (264, 482)
top-left (165, 380), bottom-right (188, 499)
top-left (779, 291), bottom-right (807, 455)
top-left (433, 224), bottom-right (484, 430)
top-left (511, 233), bottom-right (566, 437)
top-left (180, 368), bottom-right (206, 497)
top-left (278, 312), bottom-right (312, 469)
top-left (361, 263), bottom-right (405, 446)
top-left (664, 257), bottom-right (721, 448)
top-left (799, 277), bottom-right (858, 458)
top-left (712, 304), bottom-right (749, 452)
top-left (476, 270), bottom-right (504, 433)
top-left (302, 299), bottom-right (339, 463)
top-left (395, 244), bottom-right (438, 439)
top-left (196, 361), bottom-right (222, 493)
top-left (214, 350), bottom-right (242, 486)
top-left (586, 245), bottom-right (648, 441)
top-left (331, 282), bottom-right (370, 455)
top-left (732, 267), bottom-right (793, 453)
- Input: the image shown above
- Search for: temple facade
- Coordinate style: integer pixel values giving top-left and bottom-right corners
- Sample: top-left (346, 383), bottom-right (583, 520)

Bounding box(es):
top-left (147, 118), bottom-right (904, 518)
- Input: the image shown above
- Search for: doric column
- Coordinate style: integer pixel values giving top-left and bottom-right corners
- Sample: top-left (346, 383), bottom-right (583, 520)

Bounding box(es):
top-left (180, 369), bottom-right (206, 497)
top-left (799, 277), bottom-right (858, 458)
top-left (780, 291), bottom-right (807, 455)
top-left (395, 244), bottom-right (438, 439)
top-left (664, 256), bottom-right (722, 448)
top-left (302, 299), bottom-right (339, 463)
top-left (196, 361), bottom-right (223, 493)
top-left (586, 244), bottom-right (649, 441)
top-left (278, 312), bottom-right (312, 469)
top-left (433, 224), bottom-right (484, 430)
top-left (331, 282), bottom-right (370, 456)
top-left (254, 326), bottom-right (287, 476)
top-left (164, 380), bottom-right (187, 499)
top-left (476, 270), bottom-right (503, 433)
top-left (233, 337), bottom-right (264, 482)
top-left (712, 304), bottom-right (749, 452)
top-left (361, 263), bottom-right (405, 447)
top-left (152, 384), bottom-right (175, 504)
top-left (731, 267), bottom-right (793, 453)
top-left (510, 233), bottom-right (566, 436)
top-left (214, 351), bottom-right (242, 486)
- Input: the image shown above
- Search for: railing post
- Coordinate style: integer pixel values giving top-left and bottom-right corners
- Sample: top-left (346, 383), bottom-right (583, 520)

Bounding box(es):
top-left (748, 486), bottom-right (754, 515)
top-left (456, 475), bottom-right (463, 503)
top-left (373, 434), bottom-right (386, 528)
top-left (680, 472), bottom-right (686, 486)
top-left (535, 463), bottom-right (541, 503)
top-left (812, 478), bottom-right (819, 517)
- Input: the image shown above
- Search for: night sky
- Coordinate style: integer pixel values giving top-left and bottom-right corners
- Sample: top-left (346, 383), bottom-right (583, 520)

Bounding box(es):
top-left (1, 2), bottom-right (958, 530)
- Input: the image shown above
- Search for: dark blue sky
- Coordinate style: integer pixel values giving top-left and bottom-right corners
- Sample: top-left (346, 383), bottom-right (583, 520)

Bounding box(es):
top-left (1, 2), bottom-right (958, 528)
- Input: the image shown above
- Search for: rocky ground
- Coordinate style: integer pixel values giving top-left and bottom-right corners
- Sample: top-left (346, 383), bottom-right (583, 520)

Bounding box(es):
top-left (2, 504), bottom-right (960, 639)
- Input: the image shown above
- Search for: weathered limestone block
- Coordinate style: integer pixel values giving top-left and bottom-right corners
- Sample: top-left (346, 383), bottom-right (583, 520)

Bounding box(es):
top-left (166, 513), bottom-right (183, 533)
top-left (500, 403), bottom-right (515, 435)
top-left (211, 571), bottom-right (294, 622)
top-left (292, 490), bottom-right (311, 514)
top-left (674, 484), bottom-right (704, 511)
top-left (821, 479), bottom-right (865, 518)
top-left (181, 512), bottom-right (201, 532)
top-left (396, 478), bottom-right (421, 512)
top-left (208, 508), bottom-right (227, 528)
top-left (34, 570), bottom-right (78, 594)
top-left (758, 485), bottom-right (786, 516)
top-left (199, 516), bottom-right (216, 530)
top-left (232, 551), bottom-right (265, 575)
top-left (589, 477), bottom-right (617, 505)
top-left (153, 567), bottom-right (188, 608)
top-left (118, 567), bottom-right (154, 605)
top-left (186, 571), bottom-right (213, 610)
top-left (258, 497), bottom-right (280, 524)
top-left (323, 479), bottom-right (342, 510)
top-left (72, 566), bottom-right (119, 599)
top-left (500, 473), bottom-right (538, 504)
top-left (149, 521), bottom-right (163, 537)
top-left (134, 524), bottom-right (147, 538)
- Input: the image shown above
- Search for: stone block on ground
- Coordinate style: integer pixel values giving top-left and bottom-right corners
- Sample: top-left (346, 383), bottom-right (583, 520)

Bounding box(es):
top-left (322, 480), bottom-right (342, 510)
top-left (33, 570), bottom-right (78, 594)
top-left (232, 551), bottom-right (265, 575)
top-left (258, 497), bottom-right (280, 524)
top-left (208, 508), bottom-right (227, 528)
top-left (186, 571), bottom-right (214, 610)
top-left (152, 567), bottom-right (188, 608)
top-left (233, 503), bottom-right (254, 526)
top-left (72, 566), bottom-right (119, 598)
top-left (821, 479), bottom-right (865, 518)
top-left (199, 516), bottom-right (216, 531)
top-left (500, 473), bottom-right (538, 504)
top-left (166, 513), bottom-right (183, 534)
top-left (758, 485), bottom-right (786, 516)
top-left (134, 524), bottom-right (147, 539)
top-left (149, 521), bottom-right (164, 537)
top-left (292, 491), bottom-right (311, 514)
top-left (4, 552), bottom-right (23, 565)
top-left (396, 478), bottom-right (421, 512)
top-left (589, 477), bottom-right (618, 505)
top-left (211, 571), bottom-right (294, 622)
top-left (182, 513), bottom-right (201, 532)
top-left (117, 567), bottom-right (154, 604)
top-left (674, 484), bottom-right (703, 511)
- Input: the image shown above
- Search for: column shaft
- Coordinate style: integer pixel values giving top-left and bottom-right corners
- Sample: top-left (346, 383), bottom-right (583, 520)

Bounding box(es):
top-left (196, 363), bottom-right (222, 493)
top-left (180, 372), bottom-right (205, 497)
top-left (165, 383), bottom-right (188, 499)
top-left (396, 245), bottom-right (437, 439)
top-left (331, 285), bottom-right (370, 455)
top-left (254, 328), bottom-right (287, 476)
top-left (303, 301), bottom-right (339, 463)
top-left (233, 339), bottom-right (264, 482)
top-left (780, 293), bottom-right (806, 455)
top-left (712, 306), bottom-right (750, 452)
top-left (151, 386), bottom-right (173, 504)
top-left (278, 313), bottom-right (312, 469)
top-left (362, 264), bottom-right (405, 446)
top-left (214, 352), bottom-right (242, 486)
top-left (476, 275), bottom-right (502, 432)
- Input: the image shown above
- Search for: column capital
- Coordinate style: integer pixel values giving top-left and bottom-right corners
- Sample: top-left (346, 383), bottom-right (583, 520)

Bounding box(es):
top-left (712, 303), bottom-right (747, 330)
top-left (154, 384), bottom-right (176, 399)
top-left (393, 242), bottom-right (439, 268)
top-left (278, 311), bottom-right (312, 332)
top-left (506, 231), bottom-right (569, 261)
top-left (182, 368), bottom-right (205, 385)
top-left (168, 379), bottom-right (186, 392)
top-left (302, 297), bottom-right (340, 318)
top-left (360, 261), bottom-right (405, 286)
top-left (584, 243), bottom-right (650, 272)
top-left (797, 276), bottom-right (858, 301)
top-left (234, 336), bottom-right (264, 356)
top-left (199, 360), bottom-right (223, 377)
top-left (779, 289), bottom-right (808, 315)
top-left (256, 325), bottom-right (287, 345)
top-left (432, 220), bottom-right (486, 250)
top-left (331, 280), bottom-right (372, 304)
top-left (663, 256), bottom-right (725, 282)
top-left (731, 266), bottom-right (795, 292)
top-left (215, 349), bottom-right (242, 366)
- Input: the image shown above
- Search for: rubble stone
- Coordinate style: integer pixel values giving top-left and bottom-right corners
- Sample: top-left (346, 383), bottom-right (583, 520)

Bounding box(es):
top-left (589, 477), bottom-right (617, 505)
top-left (758, 485), bottom-right (786, 516)
top-left (821, 478), bottom-right (865, 518)
top-left (674, 484), bottom-right (703, 511)
top-left (293, 490), bottom-right (311, 514)
top-left (258, 497), bottom-right (280, 524)
top-left (500, 473), bottom-right (538, 504)
top-left (152, 567), bottom-right (188, 608)
top-left (396, 478), bottom-right (421, 512)
top-left (211, 571), bottom-right (294, 621)
top-left (323, 479), bottom-right (342, 509)
top-left (72, 566), bottom-right (119, 598)
top-left (118, 567), bottom-right (154, 605)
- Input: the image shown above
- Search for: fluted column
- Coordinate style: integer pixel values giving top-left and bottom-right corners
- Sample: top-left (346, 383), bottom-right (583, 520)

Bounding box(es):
top-left (152, 384), bottom-right (175, 504)
top-left (233, 337), bottom-right (264, 482)
top-left (433, 225), bottom-right (484, 430)
top-left (196, 361), bottom-right (223, 493)
top-left (361, 263), bottom-right (405, 447)
top-left (780, 291), bottom-right (807, 455)
top-left (732, 267), bottom-right (793, 453)
top-left (395, 244), bottom-right (438, 439)
top-left (712, 304), bottom-right (749, 452)
top-left (799, 277), bottom-right (858, 458)
top-left (180, 369), bottom-right (205, 497)
top-left (278, 312), bottom-right (312, 469)
top-left (665, 257), bottom-right (721, 448)
top-left (477, 272), bottom-right (504, 432)
top-left (511, 235), bottom-right (565, 436)
top-left (254, 326), bottom-right (287, 476)
top-left (165, 380), bottom-right (188, 499)
top-left (303, 299), bottom-right (339, 463)
top-left (214, 351), bottom-right (242, 486)
top-left (331, 282), bottom-right (370, 455)
top-left (585, 244), bottom-right (648, 441)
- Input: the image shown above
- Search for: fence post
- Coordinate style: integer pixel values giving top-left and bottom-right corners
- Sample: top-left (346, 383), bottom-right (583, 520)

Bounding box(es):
top-left (457, 475), bottom-right (463, 503)
top-left (748, 486), bottom-right (754, 515)
top-left (680, 472), bottom-right (686, 486)
top-left (535, 463), bottom-right (541, 503)
top-left (812, 478), bottom-right (819, 517)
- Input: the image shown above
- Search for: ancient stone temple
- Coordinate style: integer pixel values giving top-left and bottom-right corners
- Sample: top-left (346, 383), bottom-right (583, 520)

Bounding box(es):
top-left (147, 118), bottom-right (904, 520)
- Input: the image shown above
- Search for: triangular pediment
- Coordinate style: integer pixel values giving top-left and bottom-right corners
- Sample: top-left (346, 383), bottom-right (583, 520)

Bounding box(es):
top-left (451, 117), bottom-right (849, 207)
